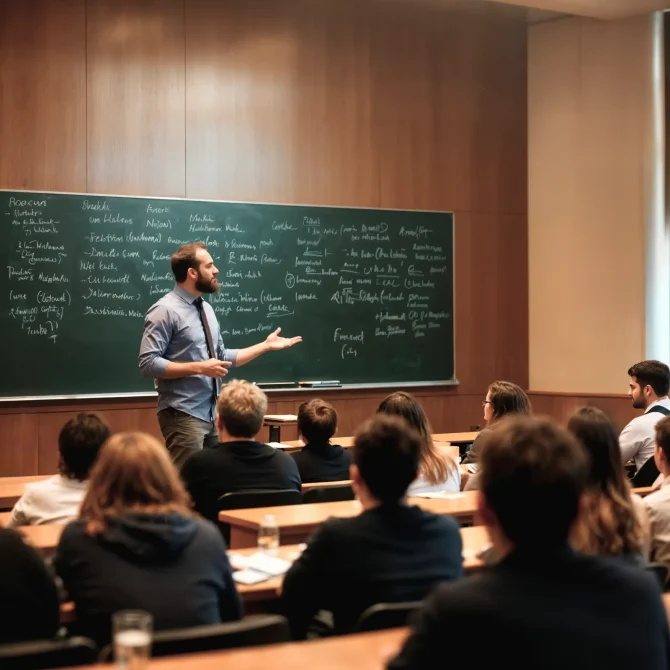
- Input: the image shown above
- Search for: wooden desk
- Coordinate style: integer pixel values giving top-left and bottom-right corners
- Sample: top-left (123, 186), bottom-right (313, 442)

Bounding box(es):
top-left (16, 523), bottom-right (65, 558)
top-left (284, 439), bottom-right (460, 462)
top-left (220, 493), bottom-right (479, 549)
top-left (432, 432), bottom-right (479, 445)
top-left (0, 475), bottom-right (51, 509)
top-left (61, 627), bottom-right (408, 670)
top-left (302, 480), bottom-right (352, 492)
top-left (263, 415), bottom-right (298, 443)
top-left (284, 437), bottom-right (355, 449)
top-left (631, 486), bottom-right (657, 497)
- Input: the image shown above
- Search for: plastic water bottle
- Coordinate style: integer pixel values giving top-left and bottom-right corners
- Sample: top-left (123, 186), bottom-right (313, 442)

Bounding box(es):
top-left (258, 514), bottom-right (280, 556)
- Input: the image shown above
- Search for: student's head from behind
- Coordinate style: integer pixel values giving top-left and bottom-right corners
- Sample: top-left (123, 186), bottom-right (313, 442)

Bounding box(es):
top-left (59, 413), bottom-right (111, 481)
top-left (298, 399), bottom-right (337, 444)
top-left (216, 379), bottom-right (268, 440)
top-left (377, 392), bottom-right (431, 444)
top-left (80, 432), bottom-right (193, 535)
top-left (351, 414), bottom-right (421, 507)
top-left (567, 407), bottom-right (625, 492)
top-left (478, 415), bottom-right (587, 552)
top-left (655, 415), bottom-right (670, 476)
top-left (568, 406), bottom-right (644, 556)
top-left (627, 360), bottom-right (670, 409)
top-left (483, 381), bottom-right (532, 425)
top-left (171, 242), bottom-right (219, 294)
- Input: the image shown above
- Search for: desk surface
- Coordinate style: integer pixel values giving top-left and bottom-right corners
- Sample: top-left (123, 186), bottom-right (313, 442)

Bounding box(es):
top-left (61, 627), bottom-right (408, 670)
top-left (0, 475), bottom-right (51, 509)
top-left (432, 432), bottom-right (479, 444)
top-left (220, 493), bottom-right (478, 533)
top-left (283, 432), bottom-right (479, 449)
top-left (18, 522), bottom-right (488, 593)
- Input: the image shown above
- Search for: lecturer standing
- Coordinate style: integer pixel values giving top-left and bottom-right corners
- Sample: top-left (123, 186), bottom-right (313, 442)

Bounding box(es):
top-left (139, 242), bottom-right (302, 467)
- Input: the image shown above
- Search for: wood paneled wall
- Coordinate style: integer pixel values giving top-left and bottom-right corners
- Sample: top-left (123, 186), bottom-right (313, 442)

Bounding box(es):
top-left (0, 0), bottom-right (528, 475)
top-left (528, 392), bottom-right (637, 432)
top-left (528, 15), bottom-right (657, 393)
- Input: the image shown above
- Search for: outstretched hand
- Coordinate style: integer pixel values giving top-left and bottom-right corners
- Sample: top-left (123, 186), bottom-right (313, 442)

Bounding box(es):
top-left (265, 327), bottom-right (302, 351)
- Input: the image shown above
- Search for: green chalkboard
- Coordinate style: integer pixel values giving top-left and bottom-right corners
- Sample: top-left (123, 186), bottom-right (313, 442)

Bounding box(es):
top-left (0, 190), bottom-right (454, 398)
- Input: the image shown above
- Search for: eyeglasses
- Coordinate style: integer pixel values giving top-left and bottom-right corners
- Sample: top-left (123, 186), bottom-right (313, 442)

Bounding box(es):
top-left (481, 400), bottom-right (493, 407)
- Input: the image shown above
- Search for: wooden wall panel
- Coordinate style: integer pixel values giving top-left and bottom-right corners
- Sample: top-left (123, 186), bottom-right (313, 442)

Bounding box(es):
top-left (455, 213), bottom-right (529, 394)
top-left (374, 4), bottom-right (527, 215)
top-left (86, 0), bottom-right (186, 196)
top-left (528, 392), bottom-right (636, 432)
top-left (36, 407), bottom-right (163, 474)
top-left (0, 415), bottom-right (39, 476)
top-left (0, 0), bottom-right (529, 474)
top-left (185, 0), bottom-right (379, 206)
top-left (0, 0), bottom-right (86, 192)
top-left (528, 16), bottom-right (653, 393)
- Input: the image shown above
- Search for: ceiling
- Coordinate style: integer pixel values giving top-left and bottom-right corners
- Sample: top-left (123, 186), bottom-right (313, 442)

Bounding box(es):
top-left (485, 0), bottom-right (670, 20)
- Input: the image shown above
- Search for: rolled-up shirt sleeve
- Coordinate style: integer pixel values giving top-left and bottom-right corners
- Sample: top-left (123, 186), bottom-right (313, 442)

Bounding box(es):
top-left (139, 304), bottom-right (172, 378)
top-left (217, 330), bottom-right (238, 368)
top-left (619, 419), bottom-right (640, 465)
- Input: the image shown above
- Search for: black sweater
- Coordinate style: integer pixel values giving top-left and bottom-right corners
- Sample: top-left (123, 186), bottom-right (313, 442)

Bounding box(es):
top-left (290, 441), bottom-right (351, 483)
top-left (0, 528), bottom-right (60, 644)
top-left (389, 546), bottom-right (670, 670)
top-left (54, 513), bottom-right (242, 644)
top-left (182, 440), bottom-right (301, 522)
top-left (282, 503), bottom-right (463, 638)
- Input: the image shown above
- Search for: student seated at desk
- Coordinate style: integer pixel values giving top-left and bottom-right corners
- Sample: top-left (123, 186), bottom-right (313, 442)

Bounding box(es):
top-left (620, 360), bottom-right (670, 475)
top-left (182, 380), bottom-right (301, 523)
top-left (463, 381), bottom-right (531, 492)
top-left (643, 416), bottom-right (670, 576)
top-left (389, 416), bottom-right (670, 670)
top-left (377, 392), bottom-right (460, 494)
top-left (54, 432), bottom-right (242, 645)
top-left (9, 413), bottom-right (110, 527)
top-left (0, 527), bottom-right (60, 644)
top-left (567, 407), bottom-right (648, 563)
top-left (291, 399), bottom-right (351, 483)
top-left (281, 414), bottom-right (463, 639)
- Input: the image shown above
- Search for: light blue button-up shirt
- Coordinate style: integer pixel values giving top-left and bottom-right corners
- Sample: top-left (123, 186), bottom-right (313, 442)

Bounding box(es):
top-left (139, 284), bottom-right (238, 422)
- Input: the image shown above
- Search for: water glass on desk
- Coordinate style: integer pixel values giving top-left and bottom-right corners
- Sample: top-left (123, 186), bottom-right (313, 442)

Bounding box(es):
top-left (258, 514), bottom-right (280, 556)
top-left (113, 610), bottom-right (152, 670)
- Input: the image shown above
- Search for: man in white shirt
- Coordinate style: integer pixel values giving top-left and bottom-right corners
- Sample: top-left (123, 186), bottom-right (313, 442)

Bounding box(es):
top-left (643, 415), bottom-right (670, 575)
top-left (9, 413), bottom-right (110, 527)
top-left (620, 360), bottom-right (670, 471)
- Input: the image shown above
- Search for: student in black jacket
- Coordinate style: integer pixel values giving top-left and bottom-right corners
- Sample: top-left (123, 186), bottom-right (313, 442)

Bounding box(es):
top-left (282, 414), bottom-right (463, 639)
top-left (181, 380), bottom-right (301, 523)
top-left (389, 416), bottom-right (670, 670)
top-left (291, 399), bottom-right (351, 483)
top-left (0, 527), bottom-right (60, 644)
top-left (54, 432), bottom-right (242, 645)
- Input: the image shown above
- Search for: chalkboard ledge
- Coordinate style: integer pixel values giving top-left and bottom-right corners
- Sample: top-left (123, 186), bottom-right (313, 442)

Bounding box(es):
top-left (0, 380), bottom-right (459, 403)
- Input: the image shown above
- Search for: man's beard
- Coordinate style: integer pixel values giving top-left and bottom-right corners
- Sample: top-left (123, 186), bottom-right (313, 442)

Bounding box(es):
top-left (195, 273), bottom-right (219, 293)
top-left (632, 396), bottom-right (646, 409)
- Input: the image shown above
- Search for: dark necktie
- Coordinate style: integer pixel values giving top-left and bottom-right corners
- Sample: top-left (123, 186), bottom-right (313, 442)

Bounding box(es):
top-left (195, 297), bottom-right (218, 409)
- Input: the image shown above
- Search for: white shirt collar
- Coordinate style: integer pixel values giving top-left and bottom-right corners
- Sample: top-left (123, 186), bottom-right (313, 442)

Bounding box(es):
top-left (644, 397), bottom-right (670, 414)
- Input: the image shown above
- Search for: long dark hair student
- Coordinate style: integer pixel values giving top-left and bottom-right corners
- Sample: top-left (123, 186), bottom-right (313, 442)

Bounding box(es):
top-left (377, 391), bottom-right (456, 486)
top-left (567, 407), bottom-right (645, 557)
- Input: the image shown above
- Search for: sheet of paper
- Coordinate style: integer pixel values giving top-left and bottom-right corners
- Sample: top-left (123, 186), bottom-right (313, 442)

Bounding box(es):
top-left (263, 414), bottom-right (298, 422)
top-left (412, 492), bottom-right (467, 499)
top-left (246, 552), bottom-right (292, 577)
top-left (233, 568), bottom-right (271, 585)
top-left (266, 442), bottom-right (295, 450)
